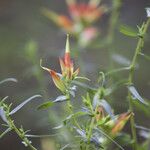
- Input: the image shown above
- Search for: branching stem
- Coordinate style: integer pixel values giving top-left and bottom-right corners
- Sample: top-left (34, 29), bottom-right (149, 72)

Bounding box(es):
top-left (127, 18), bottom-right (150, 150)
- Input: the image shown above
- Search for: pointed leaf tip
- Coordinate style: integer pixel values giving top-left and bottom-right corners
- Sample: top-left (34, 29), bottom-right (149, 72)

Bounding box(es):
top-left (65, 34), bottom-right (70, 53)
top-left (40, 59), bottom-right (51, 72)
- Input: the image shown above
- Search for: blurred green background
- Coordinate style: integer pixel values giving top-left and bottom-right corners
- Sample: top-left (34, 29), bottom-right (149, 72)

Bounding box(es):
top-left (0, 0), bottom-right (150, 150)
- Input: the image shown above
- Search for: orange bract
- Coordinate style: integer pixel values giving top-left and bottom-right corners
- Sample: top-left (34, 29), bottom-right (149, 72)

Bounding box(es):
top-left (41, 35), bottom-right (79, 93)
top-left (59, 35), bottom-right (79, 80)
top-left (111, 112), bottom-right (133, 136)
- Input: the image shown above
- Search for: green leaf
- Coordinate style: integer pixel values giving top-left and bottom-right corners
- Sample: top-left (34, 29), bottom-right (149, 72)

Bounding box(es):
top-left (120, 25), bottom-right (138, 37)
top-left (0, 128), bottom-right (11, 138)
top-left (9, 95), bottom-right (42, 115)
top-left (75, 76), bottom-right (90, 81)
top-left (139, 52), bottom-right (150, 61)
top-left (128, 86), bottom-right (148, 105)
top-left (132, 100), bottom-right (150, 116)
top-left (63, 111), bottom-right (87, 124)
top-left (37, 101), bottom-right (54, 110)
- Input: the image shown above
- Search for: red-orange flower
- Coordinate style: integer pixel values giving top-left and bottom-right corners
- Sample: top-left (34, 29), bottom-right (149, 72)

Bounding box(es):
top-left (41, 35), bottom-right (79, 93)
top-left (59, 34), bottom-right (79, 80)
top-left (42, 8), bottom-right (73, 32)
top-left (42, 0), bottom-right (106, 34)
top-left (111, 112), bottom-right (133, 136)
top-left (67, 0), bottom-right (105, 24)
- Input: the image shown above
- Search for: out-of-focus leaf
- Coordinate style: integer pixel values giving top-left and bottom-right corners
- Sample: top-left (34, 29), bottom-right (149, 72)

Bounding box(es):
top-left (0, 128), bottom-right (11, 138)
top-left (75, 76), bottom-right (90, 81)
top-left (93, 92), bottom-right (100, 108)
top-left (81, 107), bottom-right (91, 114)
top-left (53, 95), bottom-right (68, 103)
top-left (139, 52), bottom-right (150, 61)
top-left (0, 107), bottom-right (8, 123)
top-left (9, 95), bottom-right (42, 115)
top-left (146, 8), bottom-right (150, 17)
top-left (69, 90), bottom-right (75, 97)
top-left (135, 125), bottom-right (150, 132)
top-left (73, 81), bottom-right (97, 91)
top-left (74, 127), bottom-right (86, 139)
top-left (63, 112), bottom-right (87, 125)
top-left (53, 124), bottom-right (64, 130)
top-left (128, 86), bottom-right (148, 105)
top-left (60, 144), bottom-right (70, 150)
top-left (112, 54), bottom-right (131, 66)
top-left (99, 100), bottom-right (114, 119)
top-left (25, 40), bottom-right (38, 63)
top-left (0, 78), bottom-right (18, 85)
top-left (37, 101), bottom-right (54, 110)
top-left (95, 128), bottom-right (125, 150)
top-left (106, 67), bottom-right (130, 76)
top-left (0, 96), bottom-right (9, 105)
top-left (114, 133), bottom-right (133, 146)
top-left (139, 130), bottom-right (150, 139)
top-left (120, 25), bottom-right (138, 37)
top-left (25, 133), bottom-right (56, 138)
top-left (93, 92), bottom-right (114, 119)
top-left (90, 135), bottom-right (103, 148)
top-left (132, 100), bottom-right (150, 116)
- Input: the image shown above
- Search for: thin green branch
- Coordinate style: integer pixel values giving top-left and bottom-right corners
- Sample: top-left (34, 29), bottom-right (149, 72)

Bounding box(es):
top-left (127, 18), bottom-right (150, 150)
top-left (2, 104), bottom-right (37, 150)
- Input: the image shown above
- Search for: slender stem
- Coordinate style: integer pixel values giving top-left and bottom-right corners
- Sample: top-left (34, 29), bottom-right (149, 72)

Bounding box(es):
top-left (127, 18), bottom-right (150, 150)
top-left (107, 0), bottom-right (122, 44)
top-left (5, 112), bottom-right (37, 150)
top-left (85, 106), bottom-right (98, 150)
top-left (67, 97), bottom-right (82, 130)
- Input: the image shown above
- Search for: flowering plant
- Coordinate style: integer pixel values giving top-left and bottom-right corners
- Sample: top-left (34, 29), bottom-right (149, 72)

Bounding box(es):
top-left (42, 0), bottom-right (107, 47)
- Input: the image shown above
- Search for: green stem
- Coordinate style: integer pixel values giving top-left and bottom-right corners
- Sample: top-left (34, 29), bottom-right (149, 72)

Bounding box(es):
top-left (85, 106), bottom-right (98, 150)
top-left (107, 0), bottom-right (122, 44)
top-left (67, 98), bottom-right (82, 130)
top-left (127, 18), bottom-right (150, 150)
top-left (6, 113), bottom-right (37, 150)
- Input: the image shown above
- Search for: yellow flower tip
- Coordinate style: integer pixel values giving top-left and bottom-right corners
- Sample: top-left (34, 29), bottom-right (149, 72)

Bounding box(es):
top-left (65, 34), bottom-right (70, 53)
top-left (40, 59), bottom-right (51, 72)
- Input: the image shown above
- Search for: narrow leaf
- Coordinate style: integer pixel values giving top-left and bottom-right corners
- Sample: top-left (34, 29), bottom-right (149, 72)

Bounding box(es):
top-left (0, 107), bottom-right (8, 123)
top-left (120, 25), bottom-right (138, 37)
top-left (60, 144), bottom-right (70, 150)
top-left (95, 128), bottom-right (125, 150)
top-left (37, 101), bottom-right (54, 110)
top-left (53, 95), bottom-right (68, 103)
top-left (9, 95), bottom-right (42, 115)
top-left (139, 52), bottom-right (150, 61)
top-left (25, 133), bottom-right (56, 138)
top-left (53, 124), bottom-right (64, 130)
top-left (146, 8), bottom-right (150, 17)
top-left (0, 78), bottom-right (18, 85)
top-left (100, 100), bottom-right (114, 119)
top-left (128, 86), bottom-right (148, 105)
top-left (75, 76), bottom-right (90, 81)
top-left (0, 128), bottom-right (11, 138)
top-left (112, 54), bottom-right (131, 66)
top-left (139, 130), bottom-right (150, 139)
top-left (74, 127), bottom-right (86, 139)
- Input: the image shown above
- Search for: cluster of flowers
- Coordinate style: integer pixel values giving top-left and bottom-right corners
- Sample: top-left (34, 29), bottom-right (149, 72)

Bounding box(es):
top-left (42, 0), bottom-right (106, 46)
